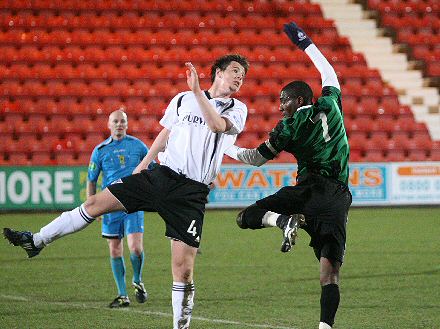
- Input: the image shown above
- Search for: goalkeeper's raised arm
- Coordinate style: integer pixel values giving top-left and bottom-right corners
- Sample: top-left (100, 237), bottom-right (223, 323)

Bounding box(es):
top-left (283, 22), bottom-right (340, 90)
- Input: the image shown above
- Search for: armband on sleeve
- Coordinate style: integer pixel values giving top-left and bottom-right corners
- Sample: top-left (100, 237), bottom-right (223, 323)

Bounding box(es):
top-left (257, 140), bottom-right (279, 160)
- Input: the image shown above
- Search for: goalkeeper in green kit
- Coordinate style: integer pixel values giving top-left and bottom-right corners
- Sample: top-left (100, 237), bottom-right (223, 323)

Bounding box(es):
top-left (226, 22), bottom-right (352, 329)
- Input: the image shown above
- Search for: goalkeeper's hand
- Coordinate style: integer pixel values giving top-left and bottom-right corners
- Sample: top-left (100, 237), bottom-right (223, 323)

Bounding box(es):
top-left (283, 22), bottom-right (313, 51)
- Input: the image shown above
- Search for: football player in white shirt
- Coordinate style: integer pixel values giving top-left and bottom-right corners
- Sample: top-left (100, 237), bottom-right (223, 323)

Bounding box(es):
top-left (4, 54), bottom-right (249, 329)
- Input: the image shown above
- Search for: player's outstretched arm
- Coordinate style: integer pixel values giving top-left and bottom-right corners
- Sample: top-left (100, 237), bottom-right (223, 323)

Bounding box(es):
top-left (283, 22), bottom-right (340, 90)
top-left (225, 144), bottom-right (269, 167)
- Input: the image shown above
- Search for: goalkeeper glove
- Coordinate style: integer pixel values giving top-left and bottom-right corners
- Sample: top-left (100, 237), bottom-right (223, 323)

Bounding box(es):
top-left (283, 22), bottom-right (313, 51)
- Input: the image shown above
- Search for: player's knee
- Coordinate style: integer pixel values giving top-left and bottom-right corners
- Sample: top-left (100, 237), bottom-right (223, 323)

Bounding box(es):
top-left (236, 204), bottom-right (266, 229)
top-left (130, 246), bottom-right (143, 256)
top-left (173, 264), bottom-right (193, 282)
top-left (236, 209), bottom-right (249, 229)
top-left (320, 257), bottom-right (340, 285)
top-left (84, 195), bottom-right (97, 209)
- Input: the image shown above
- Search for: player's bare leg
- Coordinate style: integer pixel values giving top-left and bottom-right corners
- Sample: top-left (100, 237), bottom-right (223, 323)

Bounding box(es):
top-left (171, 240), bottom-right (198, 329)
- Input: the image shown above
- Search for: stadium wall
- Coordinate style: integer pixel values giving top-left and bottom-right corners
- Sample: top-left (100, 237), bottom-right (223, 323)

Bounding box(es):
top-left (1, 162), bottom-right (440, 210)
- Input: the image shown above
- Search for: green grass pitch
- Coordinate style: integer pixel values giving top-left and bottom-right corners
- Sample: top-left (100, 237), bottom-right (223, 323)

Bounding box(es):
top-left (1, 208), bottom-right (439, 329)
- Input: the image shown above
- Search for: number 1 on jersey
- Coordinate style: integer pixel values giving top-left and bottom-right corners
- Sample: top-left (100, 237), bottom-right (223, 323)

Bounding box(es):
top-left (312, 112), bottom-right (331, 142)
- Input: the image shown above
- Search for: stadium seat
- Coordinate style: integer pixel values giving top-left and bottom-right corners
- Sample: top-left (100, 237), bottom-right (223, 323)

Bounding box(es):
top-left (349, 149), bottom-right (362, 162)
top-left (363, 150), bottom-right (386, 162)
top-left (407, 150), bottom-right (428, 161)
top-left (31, 152), bottom-right (55, 165)
top-left (430, 148), bottom-right (440, 161)
top-left (54, 153), bottom-right (79, 165)
top-left (7, 153), bottom-right (31, 165)
top-left (385, 150), bottom-right (406, 162)
top-left (71, 116), bottom-right (97, 134)
top-left (77, 152), bottom-right (91, 165)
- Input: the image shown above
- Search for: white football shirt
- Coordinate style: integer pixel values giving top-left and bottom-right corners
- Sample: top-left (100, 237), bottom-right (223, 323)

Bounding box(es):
top-left (159, 90), bottom-right (247, 184)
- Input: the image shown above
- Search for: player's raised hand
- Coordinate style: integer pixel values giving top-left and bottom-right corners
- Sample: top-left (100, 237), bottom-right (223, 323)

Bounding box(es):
top-left (185, 62), bottom-right (202, 94)
top-left (283, 22), bottom-right (312, 51)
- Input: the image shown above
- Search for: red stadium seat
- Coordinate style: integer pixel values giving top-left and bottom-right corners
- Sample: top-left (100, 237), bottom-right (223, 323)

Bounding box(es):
top-left (430, 148), bottom-right (440, 161)
top-left (363, 150), bottom-right (385, 162)
top-left (31, 152), bottom-right (55, 165)
top-left (7, 153), bottom-right (31, 166)
top-left (407, 150), bottom-right (428, 161)
top-left (76, 152), bottom-right (91, 165)
top-left (29, 139), bottom-right (54, 154)
top-left (385, 150), bottom-right (406, 162)
top-left (54, 153), bottom-right (79, 165)
top-left (348, 133), bottom-right (366, 151)
top-left (349, 149), bottom-right (362, 162)
top-left (71, 117), bottom-right (97, 134)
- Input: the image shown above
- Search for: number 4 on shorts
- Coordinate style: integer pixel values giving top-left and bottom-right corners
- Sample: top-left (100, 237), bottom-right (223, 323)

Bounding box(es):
top-left (187, 220), bottom-right (197, 237)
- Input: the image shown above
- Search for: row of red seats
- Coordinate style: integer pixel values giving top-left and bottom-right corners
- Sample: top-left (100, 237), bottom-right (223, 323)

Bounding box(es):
top-left (343, 95), bottom-right (401, 114)
top-left (0, 28), bottom-right (350, 47)
top-left (1, 72), bottom-right (388, 98)
top-left (0, 97), bottom-right (167, 116)
top-left (350, 134), bottom-right (433, 152)
top-left (0, 11), bottom-right (331, 29)
top-left (350, 149), bottom-right (440, 162)
top-left (0, 152), bottom-right (299, 166)
top-left (0, 115), bottom-right (163, 135)
top-left (0, 63), bottom-right (377, 85)
top-left (381, 13), bottom-right (440, 29)
top-left (8, 148), bottom-right (440, 165)
top-left (412, 46), bottom-right (440, 63)
top-left (0, 62), bottom-right (315, 80)
top-left (0, 79), bottom-right (187, 97)
top-left (426, 62), bottom-right (440, 76)
top-left (0, 152), bottom-right (90, 166)
top-left (0, 96), bottom-right (407, 121)
top-left (345, 117), bottom-right (428, 134)
top-left (397, 30), bottom-right (440, 47)
top-left (0, 0), bottom-right (323, 14)
top-left (2, 114), bottom-right (422, 143)
top-left (246, 95), bottom-right (405, 118)
top-left (0, 44), bottom-right (363, 64)
top-left (3, 144), bottom-right (440, 166)
top-left (368, 0), bottom-right (439, 14)
top-left (0, 114), bottom-right (429, 145)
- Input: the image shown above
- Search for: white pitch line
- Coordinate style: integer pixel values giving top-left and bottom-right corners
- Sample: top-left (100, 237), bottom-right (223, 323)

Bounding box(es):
top-left (0, 294), bottom-right (297, 329)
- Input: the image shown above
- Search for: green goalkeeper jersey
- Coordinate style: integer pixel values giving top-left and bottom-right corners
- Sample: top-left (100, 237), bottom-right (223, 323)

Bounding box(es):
top-left (258, 86), bottom-right (350, 185)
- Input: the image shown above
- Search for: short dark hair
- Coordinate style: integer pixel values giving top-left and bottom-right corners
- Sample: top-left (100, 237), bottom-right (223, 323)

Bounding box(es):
top-left (281, 81), bottom-right (314, 105)
top-left (210, 54), bottom-right (249, 83)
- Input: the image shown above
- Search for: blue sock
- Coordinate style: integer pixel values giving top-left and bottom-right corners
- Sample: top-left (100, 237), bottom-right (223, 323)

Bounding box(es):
top-left (130, 251), bottom-right (144, 284)
top-left (110, 257), bottom-right (127, 296)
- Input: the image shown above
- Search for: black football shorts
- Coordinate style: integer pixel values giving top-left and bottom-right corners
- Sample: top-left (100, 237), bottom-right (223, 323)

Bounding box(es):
top-left (107, 165), bottom-right (210, 248)
top-left (256, 173), bottom-right (352, 263)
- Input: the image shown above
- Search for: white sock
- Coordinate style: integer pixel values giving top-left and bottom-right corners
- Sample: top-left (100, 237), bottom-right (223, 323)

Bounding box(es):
top-left (261, 211), bottom-right (280, 227)
top-left (33, 204), bottom-right (95, 248)
top-left (172, 281), bottom-right (195, 329)
top-left (319, 322), bottom-right (332, 329)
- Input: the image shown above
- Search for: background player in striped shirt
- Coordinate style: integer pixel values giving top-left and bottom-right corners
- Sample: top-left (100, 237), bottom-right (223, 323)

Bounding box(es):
top-left (226, 22), bottom-right (352, 329)
top-left (87, 109), bottom-right (153, 308)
